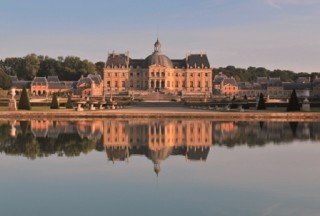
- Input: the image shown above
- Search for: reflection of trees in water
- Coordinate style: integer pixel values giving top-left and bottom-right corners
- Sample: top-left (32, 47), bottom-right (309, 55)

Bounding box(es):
top-left (213, 121), bottom-right (319, 148)
top-left (0, 122), bottom-right (97, 159)
top-left (0, 120), bottom-right (320, 159)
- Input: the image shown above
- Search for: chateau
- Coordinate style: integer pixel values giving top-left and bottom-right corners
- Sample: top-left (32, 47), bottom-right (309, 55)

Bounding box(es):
top-left (103, 39), bottom-right (213, 97)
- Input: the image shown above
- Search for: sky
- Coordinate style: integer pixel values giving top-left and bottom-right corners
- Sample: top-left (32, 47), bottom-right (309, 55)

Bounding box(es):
top-left (0, 0), bottom-right (320, 72)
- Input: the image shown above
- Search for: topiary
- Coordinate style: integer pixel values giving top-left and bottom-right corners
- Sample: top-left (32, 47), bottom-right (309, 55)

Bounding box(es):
top-left (65, 94), bottom-right (73, 109)
top-left (18, 87), bottom-right (31, 110)
top-left (287, 89), bottom-right (300, 112)
top-left (50, 93), bottom-right (59, 109)
top-left (257, 93), bottom-right (266, 110)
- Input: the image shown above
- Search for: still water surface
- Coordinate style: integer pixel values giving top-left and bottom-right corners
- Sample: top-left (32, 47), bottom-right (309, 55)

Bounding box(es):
top-left (0, 119), bottom-right (319, 216)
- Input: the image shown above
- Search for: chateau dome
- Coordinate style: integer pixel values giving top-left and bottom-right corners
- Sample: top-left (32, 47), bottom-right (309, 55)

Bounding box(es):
top-left (145, 39), bottom-right (173, 68)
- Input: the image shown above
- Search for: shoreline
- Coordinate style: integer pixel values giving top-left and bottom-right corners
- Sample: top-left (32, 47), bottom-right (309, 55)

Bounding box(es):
top-left (0, 107), bottom-right (320, 121)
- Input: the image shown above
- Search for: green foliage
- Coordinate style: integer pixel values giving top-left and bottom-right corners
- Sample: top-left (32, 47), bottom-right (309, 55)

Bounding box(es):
top-left (24, 54), bottom-right (40, 80)
top-left (18, 87), bottom-right (31, 110)
top-left (287, 90), bottom-right (300, 112)
top-left (95, 61), bottom-right (105, 77)
top-left (257, 93), bottom-right (266, 110)
top-left (65, 95), bottom-right (73, 109)
top-left (0, 68), bottom-right (12, 89)
top-left (215, 66), bottom-right (320, 82)
top-left (50, 93), bottom-right (59, 109)
top-left (1, 54), bottom-right (99, 81)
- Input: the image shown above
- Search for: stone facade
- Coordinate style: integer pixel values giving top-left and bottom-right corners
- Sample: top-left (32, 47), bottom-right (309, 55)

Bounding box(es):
top-left (103, 39), bottom-right (213, 97)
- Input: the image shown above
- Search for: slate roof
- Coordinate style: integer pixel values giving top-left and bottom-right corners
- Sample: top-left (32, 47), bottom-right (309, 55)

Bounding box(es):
top-left (11, 81), bottom-right (31, 89)
top-left (296, 77), bottom-right (310, 84)
top-left (106, 53), bottom-right (129, 68)
top-left (186, 54), bottom-right (210, 68)
top-left (47, 76), bottom-right (60, 82)
top-left (268, 77), bottom-right (282, 87)
top-left (283, 82), bottom-right (311, 90)
top-left (257, 77), bottom-right (268, 84)
top-left (32, 77), bottom-right (47, 85)
top-left (222, 78), bottom-right (238, 86)
top-left (87, 74), bottom-right (102, 84)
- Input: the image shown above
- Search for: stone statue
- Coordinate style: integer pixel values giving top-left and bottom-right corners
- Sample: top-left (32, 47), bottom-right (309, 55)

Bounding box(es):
top-left (8, 88), bottom-right (17, 111)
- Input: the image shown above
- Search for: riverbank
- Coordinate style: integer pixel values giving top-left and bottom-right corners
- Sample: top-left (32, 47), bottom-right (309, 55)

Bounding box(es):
top-left (1, 107), bottom-right (320, 121)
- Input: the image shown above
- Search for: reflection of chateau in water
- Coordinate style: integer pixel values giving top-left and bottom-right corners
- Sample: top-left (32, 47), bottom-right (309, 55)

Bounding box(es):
top-left (103, 120), bottom-right (212, 174)
top-left (1, 120), bottom-right (320, 173)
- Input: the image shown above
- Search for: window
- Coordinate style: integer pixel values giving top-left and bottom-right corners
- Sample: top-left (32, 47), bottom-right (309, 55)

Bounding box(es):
top-left (122, 81), bottom-right (125, 87)
top-left (107, 81), bottom-right (110, 87)
top-left (190, 81), bottom-right (194, 87)
top-left (130, 73), bottom-right (133, 77)
top-left (205, 73), bottom-right (208, 77)
top-left (115, 81), bottom-right (118, 87)
top-left (161, 72), bottom-right (165, 77)
top-left (151, 72), bottom-right (155, 77)
top-left (198, 82), bottom-right (201, 87)
top-left (167, 81), bottom-right (170, 87)
top-left (175, 81), bottom-right (178, 88)
top-left (156, 72), bottom-right (160, 77)
top-left (198, 73), bottom-right (201, 77)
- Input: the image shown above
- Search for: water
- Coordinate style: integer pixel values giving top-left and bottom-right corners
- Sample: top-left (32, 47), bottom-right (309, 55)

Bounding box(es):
top-left (0, 119), bottom-right (319, 216)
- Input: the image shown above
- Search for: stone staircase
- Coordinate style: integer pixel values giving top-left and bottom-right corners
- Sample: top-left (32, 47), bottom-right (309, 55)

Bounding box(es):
top-left (135, 92), bottom-right (179, 102)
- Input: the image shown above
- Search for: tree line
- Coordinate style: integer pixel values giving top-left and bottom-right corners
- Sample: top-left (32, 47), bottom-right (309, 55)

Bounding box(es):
top-left (1, 54), bottom-right (320, 90)
top-left (215, 66), bottom-right (320, 82)
top-left (0, 54), bottom-right (105, 83)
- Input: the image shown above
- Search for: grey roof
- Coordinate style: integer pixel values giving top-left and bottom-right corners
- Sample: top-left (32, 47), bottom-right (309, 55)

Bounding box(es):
top-left (106, 40), bottom-right (211, 69)
top-left (222, 78), bottom-right (238, 86)
top-left (106, 53), bottom-right (129, 68)
top-left (47, 76), bottom-right (60, 82)
top-left (257, 77), bottom-right (268, 84)
top-left (145, 52), bottom-right (173, 68)
top-left (213, 73), bottom-right (228, 84)
top-left (283, 82), bottom-right (311, 90)
top-left (296, 77), bottom-right (310, 84)
top-left (32, 77), bottom-right (47, 84)
top-left (12, 81), bottom-right (31, 89)
top-left (186, 54), bottom-right (210, 68)
top-left (88, 74), bottom-right (102, 84)
top-left (77, 77), bottom-right (92, 88)
top-left (172, 59), bottom-right (186, 68)
top-left (268, 77), bottom-right (282, 87)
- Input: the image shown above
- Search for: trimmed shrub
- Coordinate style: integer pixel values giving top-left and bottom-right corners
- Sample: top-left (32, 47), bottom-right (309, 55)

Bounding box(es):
top-left (50, 93), bottom-right (59, 109)
top-left (257, 93), bottom-right (266, 110)
top-left (65, 95), bottom-right (73, 109)
top-left (18, 87), bottom-right (31, 110)
top-left (287, 89), bottom-right (300, 112)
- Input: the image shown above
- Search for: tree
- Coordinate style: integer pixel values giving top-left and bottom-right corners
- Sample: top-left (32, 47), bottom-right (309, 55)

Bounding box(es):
top-left (257, 93), bottom-right (266, 110)
top-left (95, 61), bottom-right (105, 77)
top-left (23, 54), bottom-right (40, 80)
top-left (243, 94), bottom-right (250, 109)
top-left (287, 89), bottom-right (300, 112)
top-left (0, 68), bottom-right (12, 89)
top-left (65, 94), bottom-right (73, 109)
top-left (18, 87), bottom-right (31, 110)
top-left (50, 93), bottom-right (59, 109)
